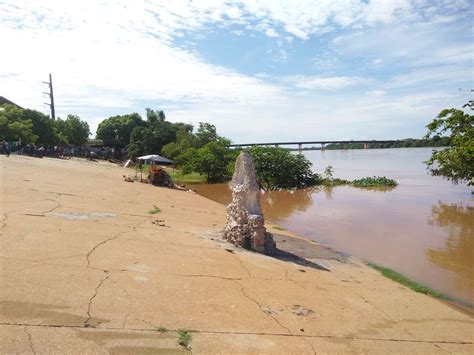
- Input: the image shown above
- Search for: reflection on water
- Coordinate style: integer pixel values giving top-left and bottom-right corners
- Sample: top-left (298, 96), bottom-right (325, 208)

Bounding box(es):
top-left (427, 203), bottom-right (474, 303)
top-left (188, 148), bottom-right (474, 310)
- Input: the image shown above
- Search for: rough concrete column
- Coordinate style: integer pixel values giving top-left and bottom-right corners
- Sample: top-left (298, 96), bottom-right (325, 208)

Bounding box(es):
top-left (223, 152), bottom-right (276, 254)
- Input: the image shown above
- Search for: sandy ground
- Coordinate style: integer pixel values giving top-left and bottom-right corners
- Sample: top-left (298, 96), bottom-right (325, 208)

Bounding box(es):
top-left (0, 155), bottom-right (473, 354)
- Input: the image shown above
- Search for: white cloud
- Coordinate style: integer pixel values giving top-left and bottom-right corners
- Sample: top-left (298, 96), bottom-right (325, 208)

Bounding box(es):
top-left (0, 0), bottom-right (472, 142)
top-left (288, 76), bottom-right (364, 90)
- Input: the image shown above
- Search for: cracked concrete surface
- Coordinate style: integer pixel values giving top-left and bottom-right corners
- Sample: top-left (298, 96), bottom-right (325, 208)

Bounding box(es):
top-left (1, 155), bottom-right (473, 354)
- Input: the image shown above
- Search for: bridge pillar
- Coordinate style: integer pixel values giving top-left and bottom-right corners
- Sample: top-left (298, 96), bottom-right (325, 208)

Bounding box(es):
top-left (321, 143), bottom-right (325, 151)
top-left (275, 144), bottom-right (279, 148)
top-left (343, 143), bottom-right (347, 150)
top-left (298, 143), bottom-right (302, 153)
top-left (363, 143), bottom-right (368, 149)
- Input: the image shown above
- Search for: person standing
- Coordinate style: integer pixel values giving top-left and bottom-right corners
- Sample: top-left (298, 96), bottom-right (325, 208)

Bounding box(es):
top-left (3, 141), bottom-right (10, 157)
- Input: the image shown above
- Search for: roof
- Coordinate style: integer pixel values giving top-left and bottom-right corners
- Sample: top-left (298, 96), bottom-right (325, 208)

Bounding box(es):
top-left (0, 96), bottom-right (22, 109)
top-left (137, 154), bottom-right (173, 165)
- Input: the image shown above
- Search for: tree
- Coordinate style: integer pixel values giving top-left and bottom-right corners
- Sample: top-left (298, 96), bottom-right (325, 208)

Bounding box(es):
top-left (195, 122), bottom-right (218, 148)
top-left (96, 113), bottom-right (144, 146)
top-left (127, 126), bottom-right (154, 157)
top-left (0, 104), bottom-right (38, 143)
top-left (62, 114), bottom-right (90, 146)
top-left (192, 138), bottom-right (234, 181)
top-left (424, 106), bottom-right (473, 186)
top-left (248, 146), bottom-right (319, 189)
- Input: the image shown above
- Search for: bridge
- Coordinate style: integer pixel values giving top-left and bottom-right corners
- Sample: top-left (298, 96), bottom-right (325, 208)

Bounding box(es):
top-left (229, 140), bottom-right (399, 152)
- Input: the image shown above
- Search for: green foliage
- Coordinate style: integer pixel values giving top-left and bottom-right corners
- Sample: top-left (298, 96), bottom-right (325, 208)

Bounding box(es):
top-left (177, 329), bottom-right (192, 349)
top-left (367, 262), bottom-right (447, 299)
top-left (0, 106), bottom-right (37, 143)
top-left (153, 326), bottom-right (168, 333)
top-left (148, 205), bottom-right (161, 214)
top-left (325, 137), bottom-right (451, 150)
top-left (0, 104), bottom-right (89, 146)
top-left (195, 122), bottom-right (218, 148)
top-left (60, 114), bottom-right (90, 146)
top-left (248, 146), bottom-right (319, 189)
top-left (351, 176), bottom-right (398, 187)
top-left (96, 113), bottom-right (144, 146)
top-left (168, 169), bottom-right (207, 184)
top-left (424, 107), bottom-right (473, 185)
top-left (323, 166), bottom-right (334, 179)
top-left (125, 109), bottom-right (195, 158)
top-left (191, 138), bottom-right (235, 182)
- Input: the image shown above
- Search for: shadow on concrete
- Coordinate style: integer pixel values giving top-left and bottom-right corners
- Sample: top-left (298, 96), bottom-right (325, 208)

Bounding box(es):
top-left (269, 233), bottom-right (349, 272)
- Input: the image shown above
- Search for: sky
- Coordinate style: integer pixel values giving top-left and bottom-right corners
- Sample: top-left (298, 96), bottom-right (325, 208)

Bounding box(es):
top-left (0, 0), bottom-right (472, 143)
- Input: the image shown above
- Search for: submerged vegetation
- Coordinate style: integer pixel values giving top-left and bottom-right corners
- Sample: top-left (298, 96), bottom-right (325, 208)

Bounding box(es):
top-left (318, 166), bottom-right (398, 189)
top-left (352, 176), bottom-right (398, 188)
top-left (367, 262), bottom-right (447, 299)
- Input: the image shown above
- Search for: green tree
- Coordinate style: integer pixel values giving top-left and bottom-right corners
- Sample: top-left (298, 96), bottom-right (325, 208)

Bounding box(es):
top-left (248, 146), bottom-right (318, 189)
top-left (192, 138), bottom-right (233, 181)
top-left (62, 114), bottom-right (90, 146)
top-left (195, 122), bottom-right (218, 148)
top-left (96, 113), bottom-right (144, 146)
top-left (0, 104), bottom-right (38, 142)
top-left (424, 106), bottom-right (473, 186)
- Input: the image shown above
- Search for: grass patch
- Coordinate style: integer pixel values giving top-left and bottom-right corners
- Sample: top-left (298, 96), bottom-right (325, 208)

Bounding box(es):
top-left (148, 205), bottom-right (161, 214)
top-left (167, 169), bottom-right (207, 184)
top-left (177, 329), bottom-right (192, 349)
top-left (367, 262), bottom-right (447, 299)
top-left (273, 225), bottom-right (287, 231)
top-left (153, 326), bottom-right (168, 333)
top-left (352, 176), bottom-right (398, 188)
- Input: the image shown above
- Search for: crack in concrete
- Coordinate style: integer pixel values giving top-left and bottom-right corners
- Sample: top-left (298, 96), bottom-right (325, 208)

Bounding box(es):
top-left (2, 322), bottom-right (472, 345)
top-left (27, 188), bottom-right (85, 198)
top-left (0, 211), bottom-right (13, 232)
top-left (232, 253), bottom-right (252, 279)
top-left (232, 280), bottom-right (292, 335)
top-left (23, 325), bottom-right (36, 355)
top-left (86, 230), bottom-right (131, 268)
top-left (84, 271), bottom-right (110, 328)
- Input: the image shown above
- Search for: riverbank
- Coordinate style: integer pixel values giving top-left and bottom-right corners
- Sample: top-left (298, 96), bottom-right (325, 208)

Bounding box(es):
top-left (1, 155), bottom-right (473, 353)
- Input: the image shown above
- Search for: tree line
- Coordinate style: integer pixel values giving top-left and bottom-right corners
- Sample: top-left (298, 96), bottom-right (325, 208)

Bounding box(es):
top-left (325, 137), bottom-right (450, 150)
top-left (0, 104), bottom-right (90, 147)
top-left (2, 102), bottom-right (471, 188)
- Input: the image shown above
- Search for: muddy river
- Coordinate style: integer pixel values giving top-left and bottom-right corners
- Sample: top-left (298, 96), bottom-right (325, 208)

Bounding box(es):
top-left (188, 148), bottom-right (474, 310)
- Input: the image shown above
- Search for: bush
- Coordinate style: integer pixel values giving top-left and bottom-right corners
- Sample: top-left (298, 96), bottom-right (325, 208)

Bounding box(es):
top-left (351, 176), bottom-right (398, 187)
top-left (248, 146), bottom-right (319, 189)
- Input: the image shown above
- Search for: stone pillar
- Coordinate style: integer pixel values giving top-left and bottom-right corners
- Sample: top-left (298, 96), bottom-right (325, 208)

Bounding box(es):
top-left (321, 143), bottom-right (325, 151)
top-left (223, 152), bottom-right (276, 254)
top-left (298, 143), bottom-right (302, 153)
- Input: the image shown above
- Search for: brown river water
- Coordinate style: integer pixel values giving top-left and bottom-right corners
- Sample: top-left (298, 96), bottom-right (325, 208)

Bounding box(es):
top-left (188, 148), bottom-right (474, 310)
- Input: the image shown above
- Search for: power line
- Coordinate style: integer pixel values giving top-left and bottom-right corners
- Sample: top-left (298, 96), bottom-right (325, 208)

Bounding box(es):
top-left (42, 73), bottom-right (55, 119)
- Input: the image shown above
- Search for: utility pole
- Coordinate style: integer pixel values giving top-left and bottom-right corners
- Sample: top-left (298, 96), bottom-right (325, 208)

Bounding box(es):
top-left (43, 73), bottom-right (55, 119)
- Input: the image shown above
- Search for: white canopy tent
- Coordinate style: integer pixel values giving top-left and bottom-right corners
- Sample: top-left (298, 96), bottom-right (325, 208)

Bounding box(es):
top-left (137, 154), bottom-right (173, 165)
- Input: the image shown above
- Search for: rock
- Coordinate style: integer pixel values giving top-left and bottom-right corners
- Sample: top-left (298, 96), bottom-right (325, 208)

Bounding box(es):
top-left (223, 152), bottom-right (276, 254)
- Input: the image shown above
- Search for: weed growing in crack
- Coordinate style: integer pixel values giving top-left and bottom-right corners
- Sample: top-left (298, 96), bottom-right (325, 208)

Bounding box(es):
top-left (148, 205), bottom-right (161, 214)
top-left (177, 329), bottom-right (192, 349)
top-left (153, 326), bottom-right (168, 333)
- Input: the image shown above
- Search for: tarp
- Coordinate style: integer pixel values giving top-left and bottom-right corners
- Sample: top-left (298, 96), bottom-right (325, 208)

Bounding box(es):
top-left (137, 154), bottom-right (173, 165)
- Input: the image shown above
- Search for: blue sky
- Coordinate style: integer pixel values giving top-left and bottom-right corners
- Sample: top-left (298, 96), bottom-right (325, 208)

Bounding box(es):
top-left (0, 0), bottom-right (472, 143)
